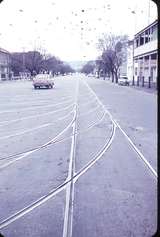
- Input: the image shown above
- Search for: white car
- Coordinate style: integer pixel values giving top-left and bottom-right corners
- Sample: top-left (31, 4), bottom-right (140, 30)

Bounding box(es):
top-left (118, 76), bottom-right (130, 86)
top-left (33, 74), bottom-right (54, 89)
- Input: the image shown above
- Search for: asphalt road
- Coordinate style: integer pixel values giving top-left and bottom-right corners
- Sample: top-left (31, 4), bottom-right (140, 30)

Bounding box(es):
top-left (0, 74), bottom-right (157, 237)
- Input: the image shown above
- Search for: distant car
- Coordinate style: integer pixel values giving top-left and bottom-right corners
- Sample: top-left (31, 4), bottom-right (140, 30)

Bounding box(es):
top-left (33, 74), bottom-right (54, 89)
top-left (87, 73), bottom-right (93, 77)
top-left (118, 76), bottom-right (130, 86)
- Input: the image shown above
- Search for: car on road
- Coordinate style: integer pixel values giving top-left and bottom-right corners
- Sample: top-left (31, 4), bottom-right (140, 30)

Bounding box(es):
top-left (33, 74), bottom-right (54, 89)
top-left (118, 76), bottom-right (130, 86)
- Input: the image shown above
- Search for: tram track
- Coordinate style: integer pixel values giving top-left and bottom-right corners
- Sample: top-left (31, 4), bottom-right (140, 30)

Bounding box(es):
top-left (0, 101), bottom-right (103, 140)
top-left (83, 79), bottom-right (157, 179)
top-left (0, 108), bottom-right (75, 141)
top-left (0, 98), bottom-right (73, 114)
top-left (0, 103), bottom-right (75, 127)
top-left (0, 76), bottom-right (156, 237)
top-left (0, 109), bottom-right (116, 230)
top-left (0, 109), bottom-right (107, 169)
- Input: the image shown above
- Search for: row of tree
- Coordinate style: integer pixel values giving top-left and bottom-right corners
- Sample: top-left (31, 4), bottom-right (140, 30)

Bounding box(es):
top-left (81, 34), bottom-right (128, 83)
top-left (10, 51), bottom-right (75, 77)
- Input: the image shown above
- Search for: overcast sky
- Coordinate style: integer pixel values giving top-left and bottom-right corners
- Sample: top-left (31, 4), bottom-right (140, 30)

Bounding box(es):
top-left (0, 0), bottom-right (157, 61)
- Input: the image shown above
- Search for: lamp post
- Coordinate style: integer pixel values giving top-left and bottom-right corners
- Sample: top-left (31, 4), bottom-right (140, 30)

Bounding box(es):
top-left (130, 9), bottom-right (137, 87)
top-left (22, 47), bottom-right (25, 79)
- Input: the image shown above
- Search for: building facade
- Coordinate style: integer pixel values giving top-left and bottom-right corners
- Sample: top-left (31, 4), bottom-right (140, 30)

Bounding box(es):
top-left (133, 20), bottom-right (158, 87)
top-left (0, 48), bottom-right (11, 81)
top-left (126, 40), bottom-right (134, 82)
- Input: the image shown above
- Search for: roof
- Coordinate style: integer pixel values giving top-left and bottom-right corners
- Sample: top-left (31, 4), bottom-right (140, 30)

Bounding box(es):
top-left (0, 47), bottom-right (10, 54)
top-left (135, 19), bottom-right (158, 37)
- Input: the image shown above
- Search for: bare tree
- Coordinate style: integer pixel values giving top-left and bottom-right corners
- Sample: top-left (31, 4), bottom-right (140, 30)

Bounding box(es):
top-left (80, 61), bottom-right (95, 75)
top-left (97, 34), bottom-right (128, 83)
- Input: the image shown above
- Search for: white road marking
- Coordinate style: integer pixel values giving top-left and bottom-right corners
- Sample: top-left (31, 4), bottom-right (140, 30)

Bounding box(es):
top-left (74, 121), bottom-right (116, 182)
top-left (63, 79), bottom-right (79, 237)
top-left (0, 110), bottom-right (116, 230)
top-left (83, 78), bottom-right (157, 179)
top-left (0, 182), bottom-right (67, 230)
top-left (78, 96), bottom-right (97, 107)
top-left (78, 103), bottom-right (102, 117)
top-left (0, 103), bottom-right (75, 126)
top-left (0, 99), bottom-right (73, 114)
top-left (0, 110), bottom-right (76, 169)
top-left (2, 76), bottom-right (155, 231)
top-left (0, 109), bottom-right (74, 140)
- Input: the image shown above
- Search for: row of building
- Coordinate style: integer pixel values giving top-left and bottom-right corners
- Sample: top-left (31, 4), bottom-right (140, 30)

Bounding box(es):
top-left (0, 19), bottom-right (158, 86)
top-left (0, 48), bottom-right (11, 81)
top-left (122, 19), bottom-right (158, 88)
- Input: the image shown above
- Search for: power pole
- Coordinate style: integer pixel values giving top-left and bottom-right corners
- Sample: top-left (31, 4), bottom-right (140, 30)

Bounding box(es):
top-left (22, 47), bottom-right (25, 78)
top-left (148, 0), bottom-right (151, 25)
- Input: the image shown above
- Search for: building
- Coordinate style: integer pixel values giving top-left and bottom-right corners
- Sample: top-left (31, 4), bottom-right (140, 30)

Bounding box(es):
top-left (0, 47), bottom-right (11, 81)
top-left (133, 19), bottom-right (158, 87)
top-left (127, 40), bottom-right (134, 82)
top-left (118, 42), bottom-right (128, 77)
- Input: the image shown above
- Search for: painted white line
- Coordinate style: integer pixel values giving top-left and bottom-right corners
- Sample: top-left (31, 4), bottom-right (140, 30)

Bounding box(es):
top-left (83, 79), bottom-right (157, 179)
top-left (0, 112), bottom-right (116, 230)
top-left (0, 103), bottom-right (75, 126)
top-left (0, 182), bottom-right (67, 230)
top-left (79, 103), bottom-right (102, 117)
top-left (78, 96), bottom-right (97, 107)
top-left (0, 99), bottom-right (73, 114)
top-left (63, 118), bottom-right (77, 237)
top-left (74, 121), bottom-right (116, 182)
top-left (0, 110), bottom-right (76, 169)
top-left (0, 124), bottom-right (50, 140)
top-left (78, 111), bottom-right (107, 133)
top-left (0, 95), bottom-right (73, 108)
top-left (115, 122), bottom-right (157, 178)
top-left (0, 109), bottom-right (74, 140)
top-left (63, 79), bottom-right (79, 237)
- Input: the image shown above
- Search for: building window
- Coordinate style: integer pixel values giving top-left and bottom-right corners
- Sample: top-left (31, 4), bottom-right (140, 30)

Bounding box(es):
top-left (151, 53), bottom-right (157, 60)
top-left (135, 67), bottom-right (138, 75)
top-left (145, 30), bottom-right (149, 43)
top-left (152, 24), bottom-right (157, 40)
top-left (140, 34), bottom-right (144, 46)
top-left (135, 38), bottom-right (139, 48)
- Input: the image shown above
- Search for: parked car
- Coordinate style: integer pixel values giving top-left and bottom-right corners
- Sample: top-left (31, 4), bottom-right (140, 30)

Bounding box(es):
top-left (33, 74), bottom-right (54, 89)
top-left (118, 76), bottom-right (130, 86)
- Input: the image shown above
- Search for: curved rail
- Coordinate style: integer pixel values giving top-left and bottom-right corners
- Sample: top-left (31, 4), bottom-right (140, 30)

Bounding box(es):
top-left (0, 119), bottom-right (116, 230)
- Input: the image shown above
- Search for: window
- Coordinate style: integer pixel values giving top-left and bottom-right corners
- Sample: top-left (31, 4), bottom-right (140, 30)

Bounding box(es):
top-left (152, 24), bottom-right (157, 40)
top-left (145, 30), bottom-right (149, 43)
top-left (135, 67), bottom-right (138, 75)
top-left (140, 34), bottom-right (144, 46)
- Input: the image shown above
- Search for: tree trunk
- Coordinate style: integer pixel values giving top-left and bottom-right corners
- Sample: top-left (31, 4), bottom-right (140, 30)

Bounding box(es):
top-left (115, 73), bottom-right (118, 83)
top-left (114, 68), bottom-right (118, 83)
top-left (111, 72), bottom-right (114, 82)
top-left (103, 71), bottom-right (106, 80)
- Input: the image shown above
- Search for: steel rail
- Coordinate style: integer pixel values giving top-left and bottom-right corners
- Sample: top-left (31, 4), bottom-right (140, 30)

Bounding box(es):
top-left (78, 103), bottom-right (102, 117)
top-left (0, 111), bottom-right (76, 169)
top-left (0, 103), bottom-right (75, 126)
top-left (0, 110), bottom-right (107, 164)
top-left (63, 77), bottom-right (79, 237)
top-left (83, 79), bottom-right (158, 179)
top-left (0, 108), bottom-right (116, 231)
top-left (0, 109), bottom-right (74, 141)
top-left (0, 96), bottom-right (73, 108)
top-left (0, 98), bottom-right (73, 114)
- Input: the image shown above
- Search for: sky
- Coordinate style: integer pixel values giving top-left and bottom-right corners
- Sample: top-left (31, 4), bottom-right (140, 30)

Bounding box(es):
top-left (0, 0), bottom-right (157, 61)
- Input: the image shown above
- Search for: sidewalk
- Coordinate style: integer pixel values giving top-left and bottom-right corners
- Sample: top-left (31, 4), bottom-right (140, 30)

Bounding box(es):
top-left (129, 84), bottom-right (157, 94)
top-left (94, 77), bottom-right (157, 95)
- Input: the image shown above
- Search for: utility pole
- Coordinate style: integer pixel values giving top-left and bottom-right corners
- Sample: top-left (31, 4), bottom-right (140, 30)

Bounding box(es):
top-left (22, 47), bottom-right (25, 79)
top-left (148, 0), bottom-right (151, 25)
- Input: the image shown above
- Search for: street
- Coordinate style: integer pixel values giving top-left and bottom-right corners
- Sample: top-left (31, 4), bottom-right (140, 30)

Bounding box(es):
top-left (0, 74), bottom-right (157, 237)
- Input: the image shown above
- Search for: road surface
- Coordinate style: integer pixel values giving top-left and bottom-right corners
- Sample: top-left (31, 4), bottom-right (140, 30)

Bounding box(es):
top-left (0, 74), bottom-right (157, 237)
